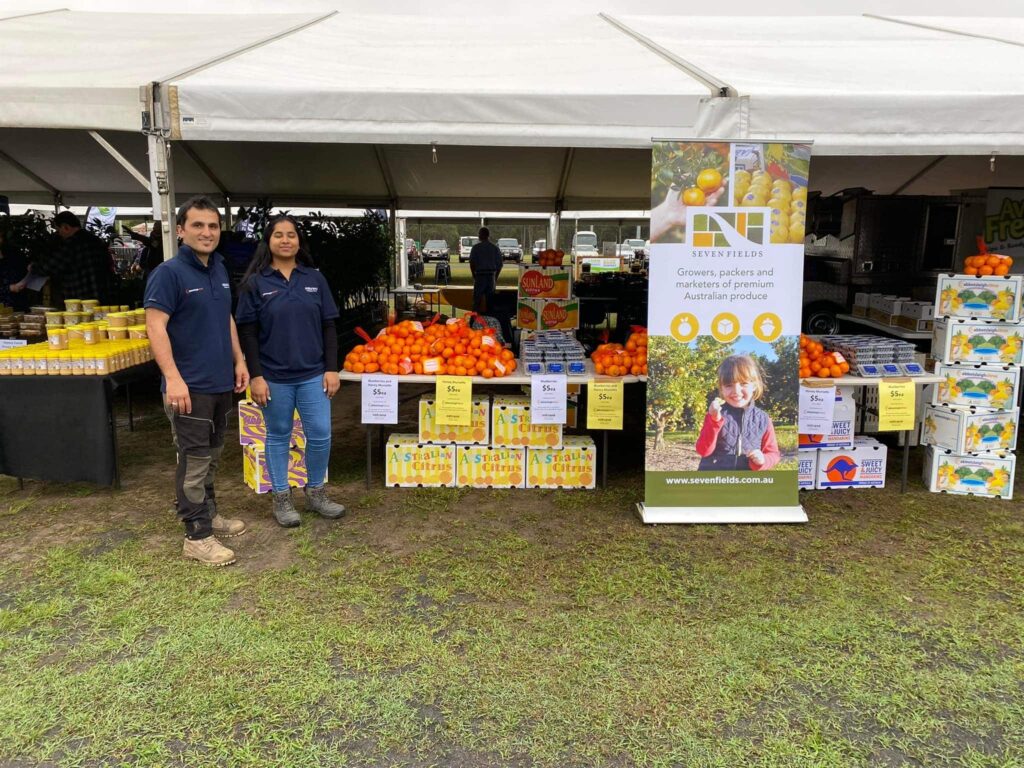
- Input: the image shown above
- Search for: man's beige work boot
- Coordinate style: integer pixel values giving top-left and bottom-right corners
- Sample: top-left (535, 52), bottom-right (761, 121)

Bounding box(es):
top-left (211, 514), bottom-right (247, 538)
top-left (183, 536), bottom-right (236, 566)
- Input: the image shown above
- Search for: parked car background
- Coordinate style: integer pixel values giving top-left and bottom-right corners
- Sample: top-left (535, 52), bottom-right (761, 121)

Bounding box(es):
top-left (497, 237), bottom-right (523, 262)
top-left (458, 235), bottom-right (476, 263)
top-left (422, 239), bottom-right (450, 262)
top-left (531, 239), bottom-right (546, 261)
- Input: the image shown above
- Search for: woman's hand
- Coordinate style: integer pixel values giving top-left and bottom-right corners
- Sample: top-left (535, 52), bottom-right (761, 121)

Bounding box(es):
top-left (323, 371), bottom-right (340, 399)
top-left (250, 376), bottom-right (271, 407)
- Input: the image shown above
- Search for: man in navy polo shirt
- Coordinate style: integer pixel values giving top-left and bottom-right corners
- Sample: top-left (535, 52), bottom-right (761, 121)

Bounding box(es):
top-left (144, 196), bottom-right (250, 567)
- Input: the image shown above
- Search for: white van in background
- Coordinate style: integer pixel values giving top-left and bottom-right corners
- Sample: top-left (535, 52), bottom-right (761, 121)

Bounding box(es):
top-left (459, 235), bottom-right (476, 262)
top-left (571, 230), bottom-right (599, 258)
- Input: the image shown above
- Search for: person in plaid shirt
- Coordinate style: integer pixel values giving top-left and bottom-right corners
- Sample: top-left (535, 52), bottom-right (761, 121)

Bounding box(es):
top-left (12, 211), bottom-right (113, 304)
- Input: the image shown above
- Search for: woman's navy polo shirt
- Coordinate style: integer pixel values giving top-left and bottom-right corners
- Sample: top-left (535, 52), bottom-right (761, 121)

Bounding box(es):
top-left (143, 246), bottom-right (234, 394)
top-left (235, 263), bottom-right (339, 384)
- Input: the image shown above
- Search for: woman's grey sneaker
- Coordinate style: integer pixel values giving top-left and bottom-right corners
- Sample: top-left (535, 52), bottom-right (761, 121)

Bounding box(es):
top-left (272, 490), bottom-right (301, 528)
top-left (304, 485), bottom-right (346, 519)
top-left (182, 536), bottom-right (236, 566)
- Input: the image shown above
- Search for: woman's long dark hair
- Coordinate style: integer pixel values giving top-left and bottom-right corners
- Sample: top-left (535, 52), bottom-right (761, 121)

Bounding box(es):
top-left (241, 214), bottom-right (315, 291)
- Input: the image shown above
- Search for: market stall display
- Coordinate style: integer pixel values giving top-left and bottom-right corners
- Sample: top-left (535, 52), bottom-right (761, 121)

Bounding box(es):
top-left (590, 327), bottom-right (648, 377)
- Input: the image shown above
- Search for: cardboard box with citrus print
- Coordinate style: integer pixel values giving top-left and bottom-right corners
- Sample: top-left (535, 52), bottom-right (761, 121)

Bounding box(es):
top-left (491, 395), bottom-right (563, 449)
top-left (517, 299), bottom-right (579, 331)
top-left (385, 435), bottom-right (455, 487)
top-left (456, 445), bottom-right (526, 488)
top-left (418, 395), bottom-right (490, 445)
top-left (517, 265), bottom-right (572, 300)
top-left (525, 436), bottom-right (596, 489)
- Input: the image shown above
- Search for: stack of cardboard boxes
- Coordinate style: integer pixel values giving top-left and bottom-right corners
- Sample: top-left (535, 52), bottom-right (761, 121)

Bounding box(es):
top-left (853, 292), bottom-right (934, 333)
top-left (385, 395), bottom-right (595, 490)
top-left (516, 263), bottom-right (579, 333)
top-left (239, 401), bottom-right (315, 494)
top-left (922, 273), bottom-right (1023, 499)
top-left (798, 387), bottom-right (888, 491)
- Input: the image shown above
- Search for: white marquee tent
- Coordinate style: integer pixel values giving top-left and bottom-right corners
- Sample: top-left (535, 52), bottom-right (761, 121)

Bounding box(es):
top-left (1, 8), bottom-right (1023, 219)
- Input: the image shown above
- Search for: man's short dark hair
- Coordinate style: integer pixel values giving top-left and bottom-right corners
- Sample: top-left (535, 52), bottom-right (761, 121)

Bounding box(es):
top-left (479, 227), bottom-right (490, 241)
top-left (176, 195), bottom-right (222, 228)
top-left (53, 211), bottom-right (81, 229)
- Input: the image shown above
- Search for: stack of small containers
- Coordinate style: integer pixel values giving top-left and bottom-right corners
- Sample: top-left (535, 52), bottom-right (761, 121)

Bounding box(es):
top-left (922, 272), bottom-right (1023, 499)
top-left (384, 395), bottom-right (595, 490)
top-left (238, 402), bottom-right (313, 493)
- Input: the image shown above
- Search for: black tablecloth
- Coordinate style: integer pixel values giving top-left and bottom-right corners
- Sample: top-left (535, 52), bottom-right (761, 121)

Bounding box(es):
top-left (0, 362), bottom-right (158, 486)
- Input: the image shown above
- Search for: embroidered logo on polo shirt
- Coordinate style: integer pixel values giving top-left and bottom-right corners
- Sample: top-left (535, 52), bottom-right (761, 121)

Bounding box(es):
top-left (186, 287), bottom-right (204, 294)
top-left (261, 290), bottom-right (279, 298)
top-left (304, 286), bottom-right (319, 293)
top-left (222, 283), bottom-right (230, 289)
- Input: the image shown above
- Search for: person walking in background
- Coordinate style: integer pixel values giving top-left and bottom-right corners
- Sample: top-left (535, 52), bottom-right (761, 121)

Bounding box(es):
top-left (235, 214), bottom-right (346, 528)
top-left (145, 196), bottom-right (250, 566)
top-left (469, 226), bottom-right (503, 315)
top-left (11, 211), bottom-right (113, 305)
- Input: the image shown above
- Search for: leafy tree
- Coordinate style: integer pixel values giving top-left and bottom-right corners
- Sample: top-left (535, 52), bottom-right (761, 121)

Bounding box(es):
top-left (955, 466), bottom-right (974, 479)
top-left (758, 336), bottom-right (799, 425)
top-left (975, 468), bottom-right (993, 480)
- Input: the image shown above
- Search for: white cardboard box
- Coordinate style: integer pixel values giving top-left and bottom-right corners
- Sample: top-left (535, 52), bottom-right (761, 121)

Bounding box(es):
top-left (798, 450), bottom-right (818, 490)
top-left (815, 437), bottom-right (887, 490)
top-left (923, 446), bottom-right (1015, 499)
top-left (934, 274), bottom-right (1023, 322)
top-left (932, 318), bottom-right (1024, 366)
top-left (932, 363), bottom-right (1022, 410)
top-left (920, 405), bottom-right (1019, 454)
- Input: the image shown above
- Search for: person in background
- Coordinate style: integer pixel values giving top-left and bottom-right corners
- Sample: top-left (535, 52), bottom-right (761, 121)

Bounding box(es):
top-left (235, 214), bottom-right (345, 528)
top-left (128, 221), bottom-right (166, 286)
top-left (145, 196), bottom-right (250, 567)
top-left (469, 226), bottom-right (503, 315)
top-left (11, 211), bottom-right (113, 305)
top-left (0, 229), bottom-right (30, 311)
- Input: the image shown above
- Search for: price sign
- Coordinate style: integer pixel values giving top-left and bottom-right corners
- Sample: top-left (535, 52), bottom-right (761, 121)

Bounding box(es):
top-left (531, 375), bottom-right (567, 424)
top-left (588, 380), bottom-right (624, 430)
top-left (878, 378), bottom-right (916, 431)
top-left (0, 340), bottom-right (27, 350)
top-left (361, 376), bottom-right (398, 424)
top-left (798, 384), bottom-right (836, 435)
top-left (435, 375), bottom-right (472, 425)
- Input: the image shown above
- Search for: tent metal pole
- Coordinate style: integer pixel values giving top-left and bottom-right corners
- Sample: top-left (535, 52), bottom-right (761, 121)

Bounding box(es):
top-left (148, 135), bottom-right (177, 260)
top-left (0, 148), bottom-right (61, 200)
top-left (88, 131), bottom-right (151, 192)
top-left (397, 217), bottom-right (409, 289)
top-left (892, 156), bottom-right (947, 195)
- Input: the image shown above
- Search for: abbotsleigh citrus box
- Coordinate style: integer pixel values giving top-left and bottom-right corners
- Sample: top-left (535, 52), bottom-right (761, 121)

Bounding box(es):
top-left (525, 436), bottom-right (596, 489)
top-left (923, 446), bottom-right (1015, 499)
top-left (385, 434), bottom-right (455, 488)
top-left (456, 445), bottom-right (526, 488)
top-left (491, 395), bottom-right (562, 449)
top-left (418, 395), bottom-right (490, 445)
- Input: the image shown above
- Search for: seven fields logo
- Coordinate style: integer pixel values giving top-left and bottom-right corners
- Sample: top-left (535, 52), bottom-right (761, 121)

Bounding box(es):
top-left (692, 212), bottom-right (767, 247)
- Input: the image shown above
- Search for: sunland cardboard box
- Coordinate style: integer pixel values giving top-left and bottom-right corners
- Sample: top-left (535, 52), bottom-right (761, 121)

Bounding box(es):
top-left (517, 299), bottom-right (580, 331)
top-left (932, 319), bottom-right (1024, 366)
top-left (896, 301), bottom-right (935, 333)
top-left (237, 400), bottom-right (303, 448)
top-left (934, 274), bottom-right (1023, 322)
top-left (798, 450), bottom-right (819, 490)
top-left (385, 434), bottom-right (455, 487)
top-left (243, 443), bottom-right (318, 494)
top-left (799, 386), bottom-right (855, 450)
top-left (418, 395), bottom-right (489, 445)
top-left (921, 404), bottom-right (1019, 454)
top-left (517, 265), bottom-right (572, 300)
top-left (933, 363), bottom-right (1021, 410)
top-left (456, 445), bottom-right (526, 488)
top-left (815, 437), bottom-right (887, 490)
top-left (491, 395), bottom-right (563, 449)
top-left (923, 446), bottom-right (1015, 499)
top-left (525, 436), bottom-right (596, 489)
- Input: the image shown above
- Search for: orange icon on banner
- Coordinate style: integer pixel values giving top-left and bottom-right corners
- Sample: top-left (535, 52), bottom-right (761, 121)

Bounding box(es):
top-left (670, 313), bottom-right (699, 343)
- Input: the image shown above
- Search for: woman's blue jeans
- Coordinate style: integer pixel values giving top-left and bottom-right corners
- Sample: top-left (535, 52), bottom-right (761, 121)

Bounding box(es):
top-left (261, 374), bottom-right (331, 493)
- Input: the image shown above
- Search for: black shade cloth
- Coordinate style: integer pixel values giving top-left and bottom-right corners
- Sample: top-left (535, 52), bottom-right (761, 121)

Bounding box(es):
top-left (0, 362), bottom-right (158, 486)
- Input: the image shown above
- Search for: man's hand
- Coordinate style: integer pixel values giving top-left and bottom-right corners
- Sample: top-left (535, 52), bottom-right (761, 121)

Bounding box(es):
top-left (234, 360), bottom-right (250, 394)
top-left (9, 280), bottom-right (26, 294)
top-left (166, 377), bottom-right (192, 415)
top-left (250, 376), bottom-right (270, 407)
top-left (323, 371), bottom-right (340, 399)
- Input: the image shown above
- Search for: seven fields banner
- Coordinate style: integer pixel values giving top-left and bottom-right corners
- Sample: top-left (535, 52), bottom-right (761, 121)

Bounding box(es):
top-left (642, 140), bottom-right (813, 524)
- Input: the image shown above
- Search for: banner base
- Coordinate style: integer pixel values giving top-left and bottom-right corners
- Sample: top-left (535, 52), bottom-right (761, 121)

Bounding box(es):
top-left (636, 503), bottom-right (807, 525)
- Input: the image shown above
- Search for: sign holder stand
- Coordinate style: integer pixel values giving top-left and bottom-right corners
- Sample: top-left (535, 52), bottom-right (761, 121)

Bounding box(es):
top-left (636, 503), bottom-right (807, 524)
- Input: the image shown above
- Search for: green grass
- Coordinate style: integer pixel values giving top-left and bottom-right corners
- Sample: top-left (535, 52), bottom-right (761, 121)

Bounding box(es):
top-left (1, 397), bottom-right (1023, 767)
top-left (420, 261), bottom-right (521, 288)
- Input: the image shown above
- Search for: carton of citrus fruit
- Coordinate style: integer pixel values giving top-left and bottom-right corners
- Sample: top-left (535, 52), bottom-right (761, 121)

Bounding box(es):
top-left (525, 436), bottom-right (596, 489)
top-left (385, 434), bottom-right (455, 487)
top-left (921, 405), bottom-right (1018, 454)
top-left (933, 363), bottom-right (1021, 410)
top-left (923, 446), bottom-right (1015, 499)
top-left (237, 400), bottom-right (304, 448)
top-left (932, 319), bottom-right (1024, 365)
top-left (934, 275), bottom-right (1023, 322)
top-left (491, 395), bottom-right (563, 449)
top-left (518, 265), bottom-right (571, 299)
top-left (243, 443), bottom-right (318, 494)
top-left (418, 396), bottom-right (489, 444)
top-left (456, 445), bottom-right (526, 488)
top-left (517, 299), bottom-right (579, 331)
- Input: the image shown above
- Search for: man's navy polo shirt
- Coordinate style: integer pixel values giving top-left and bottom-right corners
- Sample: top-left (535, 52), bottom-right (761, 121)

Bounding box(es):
top-left (235, 263), bottom-right (339, 384)
top-left (143, 246), bottom-right (234, 394)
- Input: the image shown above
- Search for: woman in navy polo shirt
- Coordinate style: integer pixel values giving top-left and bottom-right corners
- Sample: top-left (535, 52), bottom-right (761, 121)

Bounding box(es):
top-left (236, 215), bottom-right (346, 527)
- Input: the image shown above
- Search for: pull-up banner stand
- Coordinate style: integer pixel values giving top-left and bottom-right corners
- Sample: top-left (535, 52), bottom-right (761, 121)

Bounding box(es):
top-left (640, 140), bottom-right (813, 524)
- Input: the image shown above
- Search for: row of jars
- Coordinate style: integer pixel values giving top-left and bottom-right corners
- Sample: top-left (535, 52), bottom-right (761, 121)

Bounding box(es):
top-left (45, 308), bottom-right (144, 327)
top-left (48, 323), bottom-right (148, 350)
top-left (0, 340), bottom-right (153, 377)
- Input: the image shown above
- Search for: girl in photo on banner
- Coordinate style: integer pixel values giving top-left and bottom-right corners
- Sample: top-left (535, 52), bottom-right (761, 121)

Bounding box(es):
top-left (695, 354), bottom-right (780, 471)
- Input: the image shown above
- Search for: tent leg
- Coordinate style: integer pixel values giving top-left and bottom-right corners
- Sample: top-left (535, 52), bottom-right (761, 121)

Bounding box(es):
top-left (148, 134), bottom-right (177, 259)
top-left (397, 216), bottom-right (409, 288)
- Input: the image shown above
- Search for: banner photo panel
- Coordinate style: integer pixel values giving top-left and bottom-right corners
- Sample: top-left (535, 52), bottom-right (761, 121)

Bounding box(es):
top-left (642, 140), bottom-right (812, 524)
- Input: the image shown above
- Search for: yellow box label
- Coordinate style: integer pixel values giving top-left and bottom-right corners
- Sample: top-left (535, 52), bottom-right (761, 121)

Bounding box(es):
top-left (419, 396), bottom-right (489, 444)
top-left (385, 435), bottom-right (455, 487)
top-left (491, 395), bottom-right (562, 448)
top-left (456, 446), bottom-right (526, 488)
top-left (526, 437), bottom-right (596, 489)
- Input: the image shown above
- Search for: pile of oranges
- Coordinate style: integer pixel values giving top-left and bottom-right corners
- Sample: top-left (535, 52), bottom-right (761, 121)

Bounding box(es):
top-left (963, 253), bottom-right (1013, 276)
top-left (535, 249), bottom-right (565, 267)
top-left (343, 317), bottom-right (518, 378)
top-left (592, 327), bottom-right (648, 377)
top-left (799, 334), bottom-right (850, 379)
